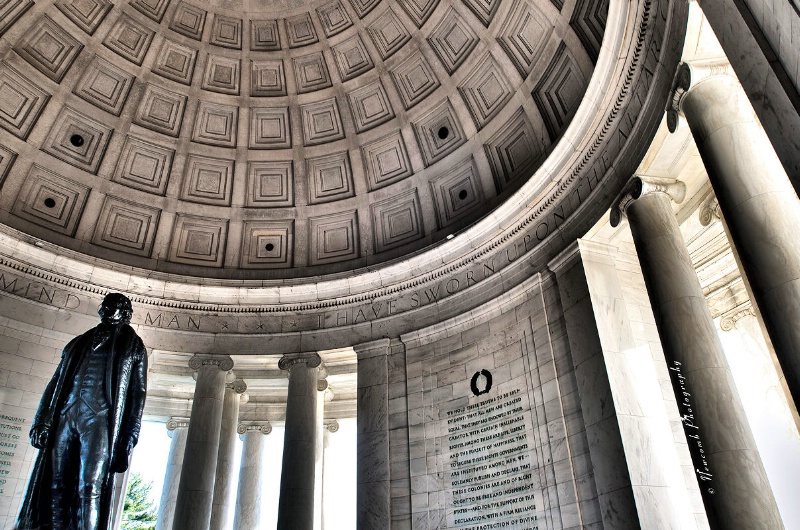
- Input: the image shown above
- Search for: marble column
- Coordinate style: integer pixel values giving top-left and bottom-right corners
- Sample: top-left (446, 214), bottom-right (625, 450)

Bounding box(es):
top-left (670, 61), bottom-right (800, 413)
top-left (110, 465), bottom-right (131, 530)
top-left (321, 420), bottom-right (338, 530)
top-left (277, 352), bottom-right (321, 530)
top-left (156, 418), bottom-right (189, 530)
top-left (210, 378), bottom-right (248, 530)
top-left (313, 379), bottom-right (328, 530)
top-left (172, 355), bottom-right (234, 530)
top-left (234, 423), bottom-right (271, 530)
top-left (353, 339), bottom-right (391, 529)
top-left (611, 176), bottom-right (782, 528)
top-left (548, 245), bottom-right (646, 527)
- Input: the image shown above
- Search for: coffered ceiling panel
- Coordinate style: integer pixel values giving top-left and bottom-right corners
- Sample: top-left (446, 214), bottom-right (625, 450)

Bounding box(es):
top-left (0, 0), bottom-right (608, 278)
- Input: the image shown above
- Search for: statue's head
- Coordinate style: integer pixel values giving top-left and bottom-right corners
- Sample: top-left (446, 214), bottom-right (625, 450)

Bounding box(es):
top-left (98, 293), bottom-right (133, 326)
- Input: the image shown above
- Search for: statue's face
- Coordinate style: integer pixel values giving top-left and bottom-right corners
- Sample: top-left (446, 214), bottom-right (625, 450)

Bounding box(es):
top-left (98, 294), bottom-right (132, 325)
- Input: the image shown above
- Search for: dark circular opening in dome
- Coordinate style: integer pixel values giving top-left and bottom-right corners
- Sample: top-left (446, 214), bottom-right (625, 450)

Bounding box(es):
top-left (458, 190), bottom-right (468, 200)
top-left (265, 243), bottom-right (275, 252)
top-left (69, 134), bottom-right (85, 147)
top-left (437, 127), bottom-right (449, 140)
top-left (44, 198), bottom-right (56, 208)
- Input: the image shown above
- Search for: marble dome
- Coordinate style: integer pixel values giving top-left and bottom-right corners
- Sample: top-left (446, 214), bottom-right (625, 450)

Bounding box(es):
top-left (0, 0), bottom-right (671, 280)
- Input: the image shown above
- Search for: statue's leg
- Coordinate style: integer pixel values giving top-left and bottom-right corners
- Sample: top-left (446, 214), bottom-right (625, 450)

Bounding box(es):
top-left (51, 408), bottom-right (79, 530)
top-left (76, 406), bottom-right (110, 530)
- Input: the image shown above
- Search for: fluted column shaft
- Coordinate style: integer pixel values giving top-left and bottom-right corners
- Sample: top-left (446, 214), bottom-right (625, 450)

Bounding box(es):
top-left (614, 181), bottom-right (782, 528)
top-left (211, 379), bottom-right (247, 530)
top-left (676, 64), bottom-right (800, 414)
top-left (277, 353), bottom-right (321, 530)
top-left (156, 419), bottom-right (189, 530)
top-left (172, 355), bottom-right (233, 530)
top-left (234, 424), bottom-right (271, 530)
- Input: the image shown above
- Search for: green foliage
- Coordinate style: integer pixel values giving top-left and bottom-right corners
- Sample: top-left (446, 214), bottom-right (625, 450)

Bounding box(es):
top-left (121, 472), bottom-right (158, 530)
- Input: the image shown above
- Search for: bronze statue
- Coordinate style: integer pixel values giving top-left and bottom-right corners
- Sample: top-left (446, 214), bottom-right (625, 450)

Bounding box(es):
top-left (16, 293), bottom-right (148, 530)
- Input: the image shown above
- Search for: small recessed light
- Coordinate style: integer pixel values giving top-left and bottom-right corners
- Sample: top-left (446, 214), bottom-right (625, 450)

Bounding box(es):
top-left (69, 134), bottom-right (85, 147)
top-left (446, 234), bottom-right (454, 240)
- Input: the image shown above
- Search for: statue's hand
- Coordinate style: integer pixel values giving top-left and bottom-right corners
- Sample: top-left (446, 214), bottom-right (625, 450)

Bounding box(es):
top-left (30, 425), bottom-right (50, 449)
top-left (111, 436), bottom-right (135, 473)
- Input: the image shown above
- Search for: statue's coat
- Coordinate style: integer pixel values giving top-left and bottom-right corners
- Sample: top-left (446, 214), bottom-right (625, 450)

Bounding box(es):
top-left (16, 324), bottom-right (147, 530)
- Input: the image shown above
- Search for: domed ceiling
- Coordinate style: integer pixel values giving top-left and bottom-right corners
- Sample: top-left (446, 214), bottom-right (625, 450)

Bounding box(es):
top-left (0, 0), bottom-right (609, 279)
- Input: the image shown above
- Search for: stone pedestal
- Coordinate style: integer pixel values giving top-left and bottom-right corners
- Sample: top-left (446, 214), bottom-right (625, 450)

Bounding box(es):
top-left (277, 352), bottom-right (321, 530)
top-left (234, 423), bottom-right (271, 530)
top-left (211, 379), bottom-right (247, 530)
top-left (156, 418), bottom-right (189, 530)
top-left (672, 61), bottom-right (800, 414)
top-left (612, 176), bottom-right (782, 529)
top-left (172, 355), bottom-right (234, 530)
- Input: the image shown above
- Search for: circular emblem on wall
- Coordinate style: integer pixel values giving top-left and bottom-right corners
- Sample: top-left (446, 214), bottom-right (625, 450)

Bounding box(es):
top-left (470, 369), bottom-right (493, 396)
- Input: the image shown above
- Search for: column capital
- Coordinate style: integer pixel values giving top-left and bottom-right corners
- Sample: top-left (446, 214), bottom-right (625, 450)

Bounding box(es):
top-left (166, 417), bottom-right (190, 433)
top-left (317, 378), bottom-right (328, 392)
top-left (667, 60), bottom-right (735, 132)
top-left (698, 193), bottom-right (721, 226)
top-left (189, 354), bottom-right (234, 372)
top-left (324, 420), bottom-right (339, 433)
top-left (226, 379), bottom-right (248, 394)
top-left (237, 422), bottom-right (272, 436)
top-left (610, 176), bottom-right (686, 227)
top-left (278, 352), bottom-right (321, 371)
top-left (720, 302), bottom-right (756, 331)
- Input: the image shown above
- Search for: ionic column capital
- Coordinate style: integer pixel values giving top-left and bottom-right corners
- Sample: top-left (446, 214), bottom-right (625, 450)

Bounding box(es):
top-left (226, 379), bottom-right (248, 394)
top-left (699, 193), bottom-right (722, 226)
top-left (719, 302), bottom-right (756, 331)
top-left (610, 176), bottom-right (686, 227)
top-left (278, 352), bottom-right (321, 371)
top-left (324, 420), bottom-right (339, 433)
top-left (237, 422), bottom-right (272, 436)
top-left (189, 354), bottom-right (234, 372)
top-left (166, 417), bottom-right (190, 435)
top-left (667, 60), bottom-right (736, 132)
top-left (317, 378), bottom-right (328, 392)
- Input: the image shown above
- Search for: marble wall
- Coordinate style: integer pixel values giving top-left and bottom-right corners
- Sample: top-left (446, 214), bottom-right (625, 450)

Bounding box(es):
top-left (0, 307), bottom-right (74, 527)
top-left (577, 239), bottom-right (708, 529)
top-left (400, 272), bottom-right (601, 530)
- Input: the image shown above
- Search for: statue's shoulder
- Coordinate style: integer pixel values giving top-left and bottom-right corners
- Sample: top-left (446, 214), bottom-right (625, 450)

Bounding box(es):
top-left (61, 328), bottom-right (94, 354)
top-left (119, 324), bottom-right (146, 354)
